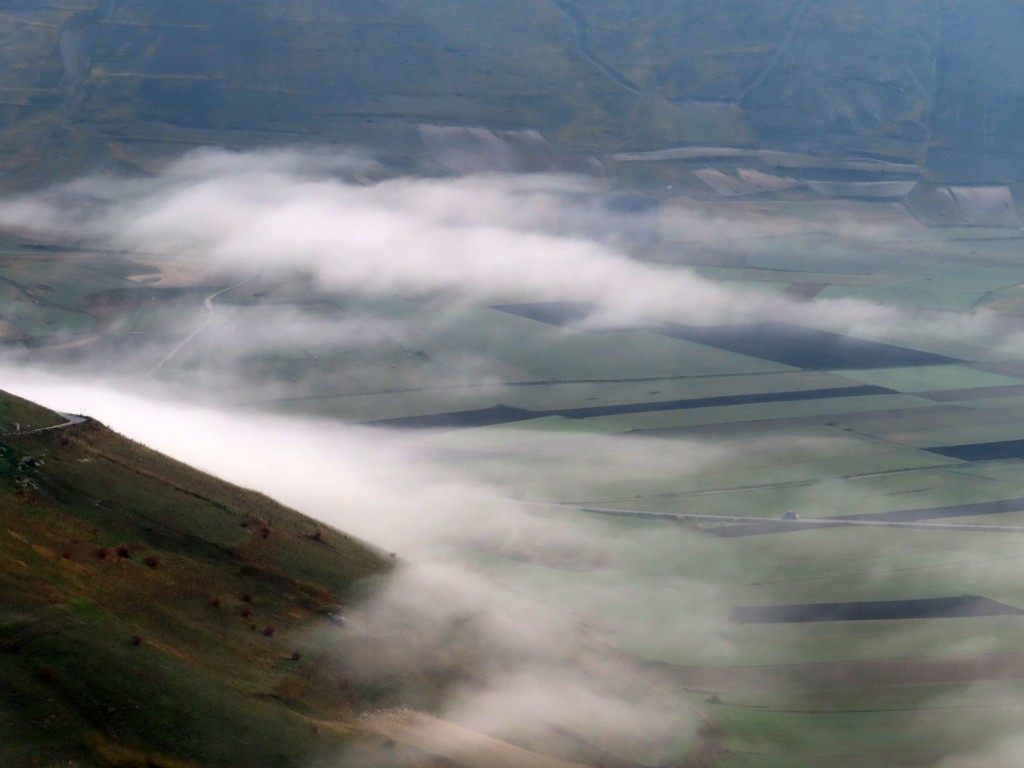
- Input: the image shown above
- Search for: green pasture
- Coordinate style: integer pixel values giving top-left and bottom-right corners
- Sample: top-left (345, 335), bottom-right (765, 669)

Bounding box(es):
top-left (840, 404), bottom-right (1024, 448)
top-left (716, 679), bottom-right (1024, 713)
top-left (838, 466), bottom-right (1019, 503)
top-left (0, 261), bottom-right (133, 309)
top-left (487, 372), bottom-right (819, 409)
top-left (0, 282), bottom-right (95, 336)
top-left (785, 394), bottom-right (1024, 443)
top-left (484, 369), bottom-right (858, 408)
top-left (838, 364), bottom-right (1024, 393)
top-left (817, 282), bottom-right (991, 311)
top-left (711, 704), bottom-right (1001, 768)
top-left (114, 300), bottom-right (209, 335)
top-left (68, 256), bottom-right (161, 279)
top-left (279, 368), bottom-right (858, 425)
top-left (685, 264), bottom-right (875, 287)
top-left (422, 419), bottom-right (962, 512)
top-left (423, 308), bottom-right (788, 380)
top-left (583, 393), bottom-right (942, 431)
top-left (698, 278), bottom-right (797, 298)
top-left (931, 392), bottom-right (1024, 412)
top-left (642, 603), bottom-right (1024, 669)
top-left (814, 261), bottom-right (1024, 311)
top-left (661, 199), bottom-right (918, 243)
top-left (958, 462), bottom-right (1024, 485)
top-left (927, 228), bottom-right (1024, 245)
top-left (271, 389), bottom-right (507, 423)
top-left (918, 262), bottom-right (1024, 293)
top-left (737, 527), bottom-right (1024, 608)
top-left (629, 611), bottom-right (1024, 669)
top-left (737, 235), bottom-right (898, 275)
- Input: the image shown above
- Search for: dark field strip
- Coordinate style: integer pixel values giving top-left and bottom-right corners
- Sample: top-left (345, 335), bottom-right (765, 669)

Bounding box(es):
top-left (494, 302), bottom-right (960, 370)
top-left (556, 385), bottom-right (894, 418)
top-left (367, 405), bottom-right (537, 430)
top-left (630, 404), bottom-right (969, 440)
top-left (367, 385), bottom-right (897, 429)
top-left (658, 322), bottom-right (959, 370)
top-left (713, 496), bottom-right (1024, 537)
top-left (927, 439), bottom-right (1024, 461)
top-left (731, 596), bottom-right (1023, 624)
top-left (494, 300), bottom-right (596, 326)
top-left (781, 282), bottom-right (828, 300)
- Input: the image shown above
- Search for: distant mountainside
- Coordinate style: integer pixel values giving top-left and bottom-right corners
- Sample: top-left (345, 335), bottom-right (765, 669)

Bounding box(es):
top-left (0, 390), bottom-right (391, 766)
top-left (1, 1), bottom-right (1024, 186)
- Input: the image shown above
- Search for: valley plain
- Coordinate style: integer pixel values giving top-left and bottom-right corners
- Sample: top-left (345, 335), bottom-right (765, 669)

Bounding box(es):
top-left (7, 170), bottom-right (1024, 766)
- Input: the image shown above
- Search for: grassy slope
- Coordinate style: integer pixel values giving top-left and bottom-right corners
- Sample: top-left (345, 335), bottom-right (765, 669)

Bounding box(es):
top-left (0, 394), bottom-right (391, 767)
top-left (0, 390), bottom-right (65, 432)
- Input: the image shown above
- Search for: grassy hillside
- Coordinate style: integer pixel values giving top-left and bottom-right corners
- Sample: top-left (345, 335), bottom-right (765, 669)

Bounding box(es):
top-left (0, 390), bottom-right (65, 433)
top-left (0, 392), bottom-right (392, 767)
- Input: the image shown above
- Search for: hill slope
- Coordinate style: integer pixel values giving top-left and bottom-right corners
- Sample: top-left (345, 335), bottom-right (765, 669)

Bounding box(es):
top-left (0, 391), bottom-right (391, 767)
top-left (0, 390), bottom-right (66, 433)
top-left (1, 2), bottom-right (1024, 186)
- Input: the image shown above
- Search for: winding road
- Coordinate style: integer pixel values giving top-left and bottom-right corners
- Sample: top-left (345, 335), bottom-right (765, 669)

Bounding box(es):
top-left (4, 412), bottom-right (89, 437)
top-left (149, 275), bottom-right (255, 376)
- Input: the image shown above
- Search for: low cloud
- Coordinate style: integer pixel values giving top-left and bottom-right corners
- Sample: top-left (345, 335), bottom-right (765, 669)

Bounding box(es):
top-left (1, 147), bottom-right (1019, 363)
top-left (0, 147), bottom-right (900, 331)
top-left (8, 359), bottom-right (1024, 765)
top-left (0, 367), bottom-right (730, 762)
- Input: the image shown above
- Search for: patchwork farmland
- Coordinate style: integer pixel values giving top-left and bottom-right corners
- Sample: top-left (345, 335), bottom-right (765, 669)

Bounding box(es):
top-left (8, 187), bottom-right (1024, 766)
